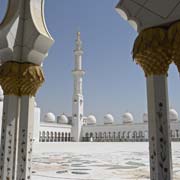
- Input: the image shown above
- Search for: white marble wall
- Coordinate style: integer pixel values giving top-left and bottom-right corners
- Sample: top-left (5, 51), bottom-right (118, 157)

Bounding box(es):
top-left (39, 123), bottom-right (72, 142)
top-left (81, 121), bottom-right (180, 141)
top-left (82, 123), bottom-right (148, 141)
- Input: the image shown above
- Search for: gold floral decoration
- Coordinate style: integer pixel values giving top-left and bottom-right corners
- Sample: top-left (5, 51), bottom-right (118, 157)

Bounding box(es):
top-left (0, 62), bottom-right (44, 96)
top-left (133, 28), bottom-right (172, 76)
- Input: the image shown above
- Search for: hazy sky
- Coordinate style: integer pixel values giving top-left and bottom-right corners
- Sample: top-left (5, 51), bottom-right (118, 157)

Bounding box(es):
top-left (1, 0), bottom-right (180, 123)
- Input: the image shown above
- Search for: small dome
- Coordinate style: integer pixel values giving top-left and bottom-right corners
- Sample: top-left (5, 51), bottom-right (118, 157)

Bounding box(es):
top-left (123, 112), bottom-right (134, 124)
top-left (57, 114), bottom-right (69, 124)
top-left (87, 115), bottom-right (96, 125)
top-left (104, 114), bottom-right (114, 124)
top-left (0, 86), bottom-right (4, 101)
top-left (169, 109), bottom-right (178, 121)
top-left (143, 113), bottom-right (148, 123)
top-left (44, 112), bottom-right (56, 123)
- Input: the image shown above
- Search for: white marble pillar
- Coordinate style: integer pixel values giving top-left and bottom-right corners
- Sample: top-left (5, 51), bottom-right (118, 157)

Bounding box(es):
top-left (0, 1), bottom-right (54, 180)
top-left (147, 75), bottom-right (172, 180)
top-left (0, 95), bottom-right (20, 180)
top-left (16, 96), bottom-right (35, 180)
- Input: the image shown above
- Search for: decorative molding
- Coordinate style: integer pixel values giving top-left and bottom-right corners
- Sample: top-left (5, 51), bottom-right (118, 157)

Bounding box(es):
top-left (0, 0), bottom-right (54, 65)
top-left (0, 62), bottom-right (44, 96)
top-left (116, 0), bottom-right (180, 32)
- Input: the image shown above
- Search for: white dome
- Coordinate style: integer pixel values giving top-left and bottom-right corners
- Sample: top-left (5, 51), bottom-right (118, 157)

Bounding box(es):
top-left (104, 114), bottom-right (114, 124)
top-left (169, 109), bottom-right (178, 121)
top-left (87, 115), bottom-right (96, 125)
top-left (143, 113), bottom-right (148, 123)
top-left (44, 112), bottom-right (56, 123)
top-left (123, 112), bottom-right (134, 124)
top-left (0, 86), bottom-right (4, 101)
top-left (57, 114), bottom-right (69, 124)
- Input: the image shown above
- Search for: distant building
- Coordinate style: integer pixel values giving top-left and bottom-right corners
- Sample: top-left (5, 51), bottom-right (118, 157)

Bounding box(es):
top-left (37, 109), bottom-right (180, 142)
top-left (1, 33), bottom-right (180, 143)
top-left (36, 32), bottom-right (180, 143)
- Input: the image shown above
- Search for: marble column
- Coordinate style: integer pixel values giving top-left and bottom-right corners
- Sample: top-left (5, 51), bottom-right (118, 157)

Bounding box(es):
top-left (16, 63), bottom-right (44, 180)
top-left (147, 75), bottom-right (172, 180)
top-left (0, 96), bottom-right (20, 180)
top-left (133, 28), bottom-right (173, 180)
top-left (0, 62), bottom-right (22, 180)
top-left (0, 0), bottom-right (54, 179)
top-left (16, 96), bottom-right (35, 180)
top-left (0, 62), bottom-right (45, 180)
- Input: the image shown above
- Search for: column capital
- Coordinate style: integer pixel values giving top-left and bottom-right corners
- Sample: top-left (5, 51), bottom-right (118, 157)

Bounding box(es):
top-left (168, 21), bottom-right (180, 73)
top-left (0, 61), bottom-right (44, 96)
top-left (133, 28), bottom-right (172, 76)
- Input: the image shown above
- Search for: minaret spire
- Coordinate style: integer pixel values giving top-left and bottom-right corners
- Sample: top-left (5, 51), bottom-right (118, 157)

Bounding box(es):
top-left (72, 32), bottom-right (85, 142)
top-left (76, 32), bottom-right (82, 50)
top-left (77, 31), bottom-right (81, 41)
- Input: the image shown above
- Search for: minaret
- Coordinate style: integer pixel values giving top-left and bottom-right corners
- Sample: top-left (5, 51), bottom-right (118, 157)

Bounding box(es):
top-left (72, 32), bottom-right (85, 142)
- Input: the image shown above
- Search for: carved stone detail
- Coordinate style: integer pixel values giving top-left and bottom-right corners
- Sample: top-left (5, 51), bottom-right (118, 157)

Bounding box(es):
top-left (0, 0), bottom-right (54, 65)
top-left (133, 21), bottom-right (180, 76)
top-left (0, 62), bottom-right (44, 96)
top-left (133, 28), bottom-right (172, 76)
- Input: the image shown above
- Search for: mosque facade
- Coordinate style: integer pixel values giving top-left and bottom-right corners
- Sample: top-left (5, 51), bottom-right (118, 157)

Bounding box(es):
top-left (0, 33), bottom-right (180, 144)
top-left (38, 109), bottom-right (180, 143)
top-left (25, 32), bottom-right (180, 143)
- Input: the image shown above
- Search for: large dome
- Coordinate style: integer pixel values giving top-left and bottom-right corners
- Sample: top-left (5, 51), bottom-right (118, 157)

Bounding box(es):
top-left (44, 112), bottom-right (56, 123)
top-left (87, 115), bottom-right (96, 125)
top-left (169, 109), bottom-right (178, 121)
top-left (122, 112), bottom-right (134, 124)
top-left (104, 114), bottom-right (114, 124)
top-left (0, 86), bottom-right (4, 101)
top-left (57, 114), bottom-right (69, 124)
top-left (143, 113), bottom-right (148, 123)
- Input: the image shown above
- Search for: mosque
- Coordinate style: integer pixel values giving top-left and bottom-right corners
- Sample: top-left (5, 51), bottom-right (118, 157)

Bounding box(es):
top-left (0, 32), bottom-right (180, 143)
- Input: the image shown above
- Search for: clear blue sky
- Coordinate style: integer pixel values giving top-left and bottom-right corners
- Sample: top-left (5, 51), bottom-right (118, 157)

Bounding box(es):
top-left (1, 0), bottom-right (180, 123)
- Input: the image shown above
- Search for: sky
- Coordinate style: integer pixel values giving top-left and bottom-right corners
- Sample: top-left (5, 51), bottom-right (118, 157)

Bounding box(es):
top-left (1, 0), bottom-right (180, 123)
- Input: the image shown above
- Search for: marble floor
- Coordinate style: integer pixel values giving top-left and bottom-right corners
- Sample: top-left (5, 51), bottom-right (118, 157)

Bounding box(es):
top-left (32, 142), bottom-right (180, 180)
